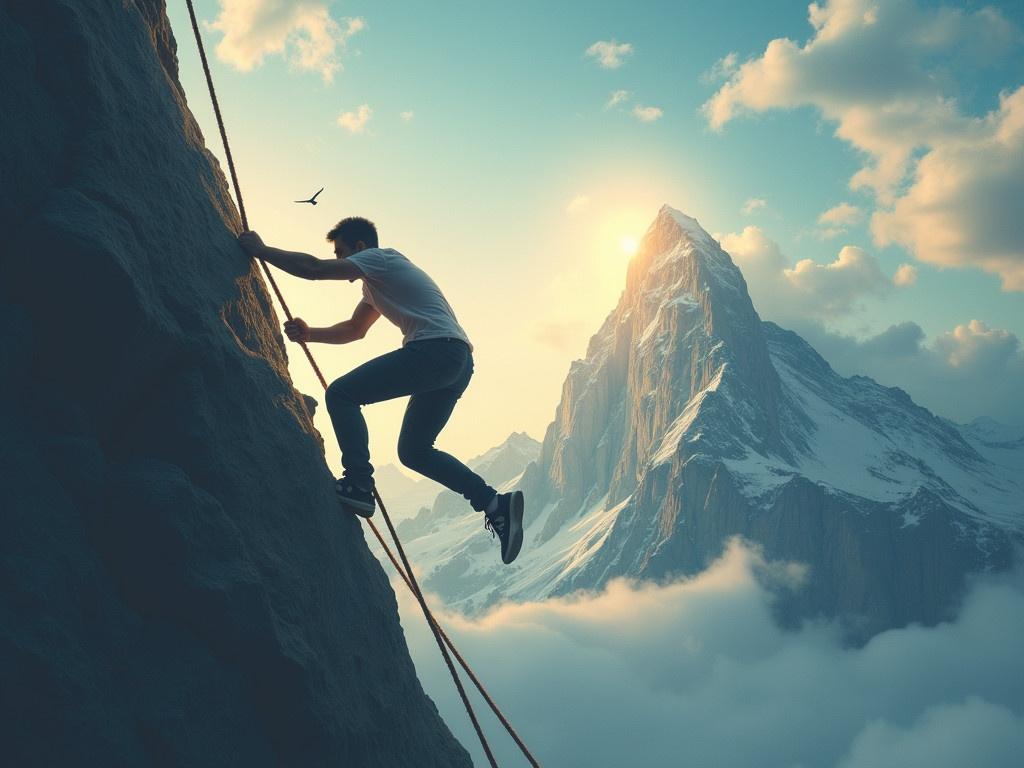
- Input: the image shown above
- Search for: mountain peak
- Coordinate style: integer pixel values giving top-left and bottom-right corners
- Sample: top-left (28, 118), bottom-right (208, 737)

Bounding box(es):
top-left (656, 204), bottom-right (717, 250)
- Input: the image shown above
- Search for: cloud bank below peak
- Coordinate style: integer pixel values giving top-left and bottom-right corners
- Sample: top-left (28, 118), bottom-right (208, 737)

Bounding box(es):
top-left (402, 538), bottom-right (1024, 768)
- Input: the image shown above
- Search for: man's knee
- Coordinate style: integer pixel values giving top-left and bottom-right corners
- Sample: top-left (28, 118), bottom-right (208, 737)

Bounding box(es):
top-left (397, 439), bottom-right (430, 470)
top-left (325, 377), bottom-right (358, 412)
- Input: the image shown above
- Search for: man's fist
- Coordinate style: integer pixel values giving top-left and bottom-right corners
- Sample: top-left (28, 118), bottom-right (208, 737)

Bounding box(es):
top-left (284, 317), bottom-right (310, 343)
top-left (238, 230), bottom-right (266, 258)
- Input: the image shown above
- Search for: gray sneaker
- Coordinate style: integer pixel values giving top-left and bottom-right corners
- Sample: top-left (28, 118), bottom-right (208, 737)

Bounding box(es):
top-left (484, 491), bottom-right (524, 564)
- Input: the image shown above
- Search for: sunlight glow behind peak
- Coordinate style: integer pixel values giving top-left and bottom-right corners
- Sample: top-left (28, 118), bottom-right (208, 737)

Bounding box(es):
top-left (619, 235), bottom-right (639, 255)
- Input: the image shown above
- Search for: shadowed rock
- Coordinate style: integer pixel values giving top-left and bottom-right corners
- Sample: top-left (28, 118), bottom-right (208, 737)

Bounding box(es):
top-left (0, 0), bottom-right (470, 765)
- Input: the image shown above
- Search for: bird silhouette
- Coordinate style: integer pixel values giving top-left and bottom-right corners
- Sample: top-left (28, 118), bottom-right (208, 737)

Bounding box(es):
top-left (294, 187), bottom-right (324, 205)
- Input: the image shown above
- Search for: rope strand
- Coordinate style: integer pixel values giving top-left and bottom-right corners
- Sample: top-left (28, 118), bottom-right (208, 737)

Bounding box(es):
top-left (183, 3), bottom-right (539, 765)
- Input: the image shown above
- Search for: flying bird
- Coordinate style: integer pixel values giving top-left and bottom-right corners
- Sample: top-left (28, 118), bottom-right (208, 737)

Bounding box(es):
top-left (294, 187), bottom-right (324, 205)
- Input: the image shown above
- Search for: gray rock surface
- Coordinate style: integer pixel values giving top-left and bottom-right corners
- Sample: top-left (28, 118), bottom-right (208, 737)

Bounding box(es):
top-left (0, 1), bottom-right (470, 765)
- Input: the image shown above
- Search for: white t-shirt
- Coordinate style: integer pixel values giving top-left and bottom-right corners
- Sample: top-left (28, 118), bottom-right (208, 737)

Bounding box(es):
top-left (346, 248), bottom-right (473, 351)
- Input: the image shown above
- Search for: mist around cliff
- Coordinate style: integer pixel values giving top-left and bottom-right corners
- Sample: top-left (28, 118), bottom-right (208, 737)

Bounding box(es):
top-left (398, 538), bottom-right (1024, 767)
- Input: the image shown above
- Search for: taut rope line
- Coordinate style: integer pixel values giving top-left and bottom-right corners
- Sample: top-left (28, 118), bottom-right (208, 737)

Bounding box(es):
top-left (182, 2), bottom-right (540, 766)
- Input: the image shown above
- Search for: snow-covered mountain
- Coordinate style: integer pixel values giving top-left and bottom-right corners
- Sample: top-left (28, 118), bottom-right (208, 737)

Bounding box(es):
top-left (373, 464), bottom-right (439, 521)
top-left (404, 206), bottom-right (1022, 641)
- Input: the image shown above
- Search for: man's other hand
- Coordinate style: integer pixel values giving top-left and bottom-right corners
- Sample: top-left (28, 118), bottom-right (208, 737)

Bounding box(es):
top-left (284, 318), bottom-right (311, 343)
top-left (238, 231), bottom-right (266, 258)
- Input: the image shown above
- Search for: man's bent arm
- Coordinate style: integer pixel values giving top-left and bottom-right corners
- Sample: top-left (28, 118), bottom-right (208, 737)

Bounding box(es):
top-left (259, 246), bottom-right (362, 281)
top-left (308, 301), bottom-right (380, 344)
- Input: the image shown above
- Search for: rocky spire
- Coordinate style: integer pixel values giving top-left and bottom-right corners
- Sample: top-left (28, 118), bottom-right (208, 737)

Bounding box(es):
top-left (523, 205), bottom-right (784, 542)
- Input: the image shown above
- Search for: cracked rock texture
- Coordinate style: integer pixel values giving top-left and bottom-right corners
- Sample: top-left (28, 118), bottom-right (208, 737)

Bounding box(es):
top-left (0, 1), bottom-right (471, 765)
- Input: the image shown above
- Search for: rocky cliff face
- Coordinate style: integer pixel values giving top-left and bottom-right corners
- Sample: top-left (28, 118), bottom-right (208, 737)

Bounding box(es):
top-left (403, 206), bottom-right (1021, 641)
top-left (0, 1), bottom-right (470, 765)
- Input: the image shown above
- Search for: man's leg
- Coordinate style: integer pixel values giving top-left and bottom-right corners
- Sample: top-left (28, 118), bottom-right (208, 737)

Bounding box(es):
top-left (325, 346), bottom-right (451, 489)
top-left (397, 388), bottom-right (497, 512)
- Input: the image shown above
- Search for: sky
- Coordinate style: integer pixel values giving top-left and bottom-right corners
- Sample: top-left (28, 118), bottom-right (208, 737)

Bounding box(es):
top-left (166, 0), bottom-right (1024, 476)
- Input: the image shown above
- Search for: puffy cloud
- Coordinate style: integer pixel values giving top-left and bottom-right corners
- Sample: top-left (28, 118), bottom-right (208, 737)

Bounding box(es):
top-left (400, 110), bottom-right (414, 122)
top-left (838, 698), bottom-right (1024, 768)
top-left (399, 539), bottom-right (1024, 768)
top-left (702, 0), bottom-right (1024, 289)
top-left (936, 319), bottom-right (1019, 369)
top-left (784, 246), bottom-right (890, 313)
top-left (818, 202), bottom-right (864, 238)
top-left (566, 195), bottom-right (591, 216)
top-left (336, 104), bottom-right (372, 133)
top-left (871, 87), bottom-right (1024, 290)
top-left (585, 40), bottom-right (634, 69)
top-left (797, 319), bottom-right (1024, 423)
top-left (632, 105), bottom-right (663, 123)
top-left (605, 89), bottom-right (631, 110)
top-left (701, 51), bottom-right (739, 84)
top-left (209, 0), bottom-right (365, 83)
top-left (720, 226), bottom-right (890, 318)
top-left (742, 197), bottom-right (767, 215)
top-left (893, 263), bottom-right (918, 286)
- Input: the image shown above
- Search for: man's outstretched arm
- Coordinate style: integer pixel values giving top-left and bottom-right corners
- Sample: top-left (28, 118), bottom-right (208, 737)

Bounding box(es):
top-left (285, 301), bottom-right (381, 345)
top-left (238, 231), bottom-right (362, 281)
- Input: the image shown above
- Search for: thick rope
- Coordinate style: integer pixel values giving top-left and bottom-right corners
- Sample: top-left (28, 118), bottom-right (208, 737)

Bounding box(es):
top-left (183, 3), bottom-right (540, 766)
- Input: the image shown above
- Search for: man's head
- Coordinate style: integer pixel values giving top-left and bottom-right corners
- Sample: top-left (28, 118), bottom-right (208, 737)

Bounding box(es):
top-left (326, 216), bottom-right (379, 259)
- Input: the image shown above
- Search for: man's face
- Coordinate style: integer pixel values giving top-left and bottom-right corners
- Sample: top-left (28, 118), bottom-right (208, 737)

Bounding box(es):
top-left (333, 239), bottom-right (355, 259)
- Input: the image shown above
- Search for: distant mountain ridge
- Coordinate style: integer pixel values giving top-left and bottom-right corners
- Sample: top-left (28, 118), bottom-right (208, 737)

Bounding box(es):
top-left (402, 206), bottom-right (1022, 642)
top-left (396, 432), bottom-right (540, 539)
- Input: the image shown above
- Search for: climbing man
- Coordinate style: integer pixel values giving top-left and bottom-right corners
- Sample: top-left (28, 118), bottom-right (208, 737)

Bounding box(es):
top-left (237, 218), bottom-right (525, 565)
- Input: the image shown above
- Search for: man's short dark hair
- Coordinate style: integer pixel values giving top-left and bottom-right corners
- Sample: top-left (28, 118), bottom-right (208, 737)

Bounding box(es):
top-left (326, 217), bottom-right (379, 249)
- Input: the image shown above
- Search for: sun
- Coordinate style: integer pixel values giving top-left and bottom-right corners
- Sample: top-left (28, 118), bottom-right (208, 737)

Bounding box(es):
top-left (619, 235), bottom-right (639, 255)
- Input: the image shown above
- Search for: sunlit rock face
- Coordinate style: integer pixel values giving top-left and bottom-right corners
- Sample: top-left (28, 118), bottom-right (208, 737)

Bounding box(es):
top-left (406, 206), bottom-right (1021, 643)
top-left (0, 1), bottom-right (470, 765)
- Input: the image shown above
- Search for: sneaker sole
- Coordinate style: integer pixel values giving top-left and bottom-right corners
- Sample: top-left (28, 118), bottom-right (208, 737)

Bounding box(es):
top-left (341, 500), bottom-right (375, 518)
top-left (503, 491), bottom-right (525, 564)
top-left (336, 483), bottom-right (376, 517)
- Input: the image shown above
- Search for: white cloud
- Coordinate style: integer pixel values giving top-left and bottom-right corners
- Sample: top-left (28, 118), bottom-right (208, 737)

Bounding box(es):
top-left (701, 51), bottom-right (739, 84)
top-left (936, 319), bottom-right (1019, 369)
top-left (605, 89), bottom-right (631, 110)
top-left (209, 1), bottom-right (365, 83)
top-left (838, 698), bottom-right (1024, 768)
top-left (742, 197), bottom-right (767, 215)
top-left (720, 226), bottom-right (890, 318)
top-left (871, 87), bottom-right (1024, 290)
top-left (400, 110), bottom-right (415, 122)
top-left (893, 263), bottom-right (918, 286)
top-left (819, 202), bottom-right (863, 225)
top-left (785, 246), bottom-right (890, 313)
top-left (702, 0), bottom-right (1024, 289)
top-left (632, 105), bottom-right (663, 123)
top-left (566, 195), bottom-right (591, 216)
top-left (797, 319), bottom-right (1024, 424)
top-left (818, 202), bottom-right (864, 238)
top-left (400, 539), bottom-right (1024, 768)
top-left (585, 40), bottom-right (634, 69)
top-left (336, 104), bottom-right (372, 133)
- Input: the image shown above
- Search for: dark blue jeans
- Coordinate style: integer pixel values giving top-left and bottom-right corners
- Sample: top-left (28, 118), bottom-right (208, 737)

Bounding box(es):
top-left (324, 337), bottom-right (497, 512)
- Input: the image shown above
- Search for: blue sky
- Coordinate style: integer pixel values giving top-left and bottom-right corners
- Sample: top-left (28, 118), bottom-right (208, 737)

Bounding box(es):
top-left (167, 0), bottom-right (1024, 469)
